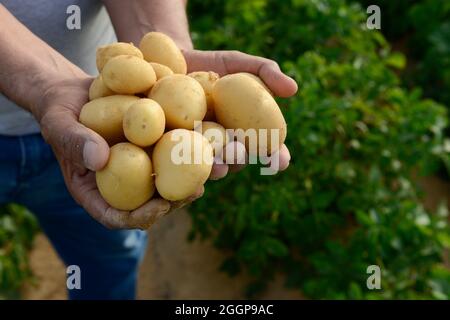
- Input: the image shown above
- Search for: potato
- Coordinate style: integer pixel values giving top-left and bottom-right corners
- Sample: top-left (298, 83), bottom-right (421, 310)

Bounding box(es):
top-left (102, 55), bottom-right (157, 94)
top-left (140, 63), bottom-right (175, 97)
top-left (89, 75), bottom-right (114, 100)
top-left (188, 71), bottom-right (220, 121)
top-left (96, 42), bottom-right (143, 72)
top-left (152, 129), bottom-right (213, 201)
top-left (123, 99), bottom-right (166, 147)
top-left (149, 74), bottom-right (207, 129)
top-left (139, 32), bottom-right (187, 74)
top-left (195, 121), bottom-right (229, 156)
top-left (79, 95), bottom-right (139, 145)
top-left (238, 72), bottom-right (273, 95)
top-left (212, 73), bottom-right (287, 155)
top-left (150, 62), bottom-right (174, 80)
top-left (96, 143), bottom-right (155, 211)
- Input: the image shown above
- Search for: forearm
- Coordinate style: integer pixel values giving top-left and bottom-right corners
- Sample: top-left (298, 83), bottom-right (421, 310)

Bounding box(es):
top-left (103, 0), bottom-right (193, 50)
top-left (0, 5), bottom-right (86, 120)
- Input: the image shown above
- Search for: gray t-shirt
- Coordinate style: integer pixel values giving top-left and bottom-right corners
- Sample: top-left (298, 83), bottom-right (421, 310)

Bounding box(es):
top-left (0, 0), bottom-right (116, 135)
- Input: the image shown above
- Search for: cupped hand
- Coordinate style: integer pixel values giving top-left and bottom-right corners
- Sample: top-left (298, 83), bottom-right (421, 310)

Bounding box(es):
top-left (36, 76), bottom-right (202, 230)
top-left (36, 49), bottom-right (297, 229)
top-left (183, 50), bottom-right (297, 180)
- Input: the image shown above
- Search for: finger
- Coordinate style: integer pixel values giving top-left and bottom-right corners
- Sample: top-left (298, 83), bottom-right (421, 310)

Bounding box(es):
top-left (209, 161), bottom-right (229, 180)
top-left (184, 50), bottom-right (298, 98)
top-left (274, 144), bottom-right (291, 172)
top-left (258, 60), bottom-right (298, 98)
top-left (70, 171), bottom-right (171, 229)
top-left (183, 50), bottom-right (228, 74)
top-left (40, 108), bottom-right (110, 171)
top-left (228, 163), bottom-right (247, 173)
top-left (258, 144), bottom-right (291, 174)
top-left (103, 198), bottom-right (172, 230)
top-left (171, 185), bottom-right (205, 210)
top-left (222, 141), bottom-right (248, 173)
top-left (220, 51), bottom-right (298, 98)
top-left (126, 198), bottom-right (172, 229)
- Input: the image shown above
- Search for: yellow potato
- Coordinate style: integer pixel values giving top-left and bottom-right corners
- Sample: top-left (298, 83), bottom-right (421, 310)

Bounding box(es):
top-left (139, 32), bottom-right (187, 74)
top-left (188, 71), bottom-right (220, 121)
top-left (195, 121), bottom-right (229, 156)
top-left (89, 75), bottom-right (114, 100)
top-left (96, 143), bottom-right (155, 211)
top-left (150, 62), bottom-right (174, 80)
top-left (79, 95), bottom-right (139, 145)
top-left (123, 99), bottom-right (166, 147)
top-left (150, 74), bottom-right (207, 129)
top-left (238, 72), bottom-right (273, 95)
top-left (102, 55), bottom-right (157, 94)
top-left (212, 73), bottom-right (287, 155)
top-left (152, 129), bottom-right (213, 201)
top-left (141, 63), bottom-right (174, 96)
top-left (96, 42), bottom-right (143, 72)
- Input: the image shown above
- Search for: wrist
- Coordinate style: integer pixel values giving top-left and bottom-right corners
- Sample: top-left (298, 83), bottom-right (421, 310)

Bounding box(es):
top-left (32, 73), bottom-right (91, 123)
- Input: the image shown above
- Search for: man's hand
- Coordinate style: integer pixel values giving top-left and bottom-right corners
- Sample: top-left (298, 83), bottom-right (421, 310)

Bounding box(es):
top-left (183, 49), bottom-right (298, 180)
top-left (36, 76), bottom-right (206, 230)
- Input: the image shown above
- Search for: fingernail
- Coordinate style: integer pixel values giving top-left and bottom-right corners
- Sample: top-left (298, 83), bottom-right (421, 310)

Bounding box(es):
top-left (154, 200), bottom-right (171, 214)
top-left (280, 160), bottom-right (290, 171)
top-left (192, 187), bottom-right (205, 200)
top-left (214, 155), bottom-right (224, 165)
top-left (286, 151), bottom-right (292, 163)
top-left (161, 202), bottom-right (171, 214)
top-left (83, 141), bottom-right (98, 171)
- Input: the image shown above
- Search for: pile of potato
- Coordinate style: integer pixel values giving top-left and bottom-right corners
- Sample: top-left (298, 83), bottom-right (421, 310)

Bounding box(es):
top-left (79, 32), bottom-right (287, 211)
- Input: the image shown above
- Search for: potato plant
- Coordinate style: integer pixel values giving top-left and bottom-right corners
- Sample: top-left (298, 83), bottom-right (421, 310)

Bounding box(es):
top-left (0, 204), bottom-right (38, 299)
top-left (188, 0), bottom-right (450, 299)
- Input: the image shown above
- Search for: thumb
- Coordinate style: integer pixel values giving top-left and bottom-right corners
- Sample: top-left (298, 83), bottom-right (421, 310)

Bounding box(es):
top-left (186, 50), bottom-right (298, 98)
top-left (40, 108), bottom-right (109, 171)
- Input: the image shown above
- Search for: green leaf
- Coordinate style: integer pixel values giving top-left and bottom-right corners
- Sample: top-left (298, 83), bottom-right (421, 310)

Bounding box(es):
top-left (385, 52), bottom-right (406, 69)
top-left (264, 237), bottom-right (289, 257)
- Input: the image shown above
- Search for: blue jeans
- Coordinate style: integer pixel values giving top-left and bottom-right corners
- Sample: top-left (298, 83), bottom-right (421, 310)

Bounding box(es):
top-left (0, 134), bottom-right (148, 299)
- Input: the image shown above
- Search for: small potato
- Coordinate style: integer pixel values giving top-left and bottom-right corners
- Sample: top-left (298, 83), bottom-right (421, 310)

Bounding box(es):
top-left (150, 62), bottom-right (174, 80)
top-left (195, 121), bottom-right (229, 156)
top-left (102, 55), bottom-right (157, 94)
top-left (237, 72), bottom-right (273, 95)
top-left (213, 73), bottom-right (287, 155)
top-left (150, 74), bottom-right (207, 129)
top-left (96, 42), bottom-right (143, 72)
top-left (89, 75), bottom-right (114, 100)
top-left (96, 143), bottom-right (155, 211)
top-left (188, 71), bottom-right (220, 121)
top-left (123, 99), bottom-right (166, 147)
top-left (139, 32), bottom-right (187, 74)
top-left (152, 129), bottom-right (213, 201)
top-left (79, 95), bottom-right (139, 145)
top-left (141, 63), bottom-right (174, 97)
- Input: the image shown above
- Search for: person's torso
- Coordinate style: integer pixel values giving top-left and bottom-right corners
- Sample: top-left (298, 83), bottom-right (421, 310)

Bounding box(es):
top-left (0, 0), bottom-right (116, 136)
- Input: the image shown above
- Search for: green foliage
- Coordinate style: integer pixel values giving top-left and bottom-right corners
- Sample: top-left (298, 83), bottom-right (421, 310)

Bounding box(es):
top-left (0, 204), bottom-right (39, 299)
top-left (358, 0), bottom-right (450, 109)
top-left (188, 0), bottom-right (450, 299)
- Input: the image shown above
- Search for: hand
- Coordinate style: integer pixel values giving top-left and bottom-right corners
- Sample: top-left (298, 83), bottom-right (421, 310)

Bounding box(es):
top-left (36, 76), bottom-right (203, 230)
top-left (183, 50), bottom-right (298, 180)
